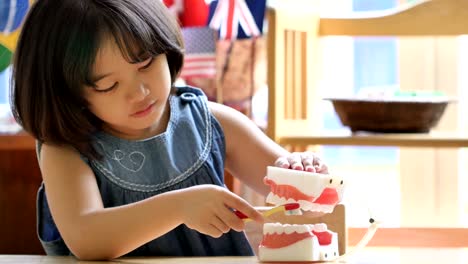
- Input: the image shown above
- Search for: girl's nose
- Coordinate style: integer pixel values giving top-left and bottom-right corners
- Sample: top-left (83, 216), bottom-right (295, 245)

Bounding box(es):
top-left (128, 83), bottom-right (149, 103)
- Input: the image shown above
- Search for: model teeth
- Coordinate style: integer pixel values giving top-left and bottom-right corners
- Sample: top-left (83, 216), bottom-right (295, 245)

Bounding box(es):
top-left (263, 223), bottom-right (312, 234)
top-left (313, 223), bottom-right (327, 232)
top-left (266, 193), bottom-right (336, 213)
top-left (264, 166), bottom-right (345, 213)
top-left (266, 167), bottom-right (333, 196)
top-left (263, 223), bottom-right (329, 235)
top-left (266, 193), bottom-right (297, 205)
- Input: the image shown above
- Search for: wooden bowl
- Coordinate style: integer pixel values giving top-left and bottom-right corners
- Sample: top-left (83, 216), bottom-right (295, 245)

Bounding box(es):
top-left (324, 97), bottom-right (452, 133)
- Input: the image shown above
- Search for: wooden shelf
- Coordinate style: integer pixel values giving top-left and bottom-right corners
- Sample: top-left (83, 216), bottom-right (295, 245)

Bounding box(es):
top-left (5, 130), bottom-right (466, 150)
top-left (0, 131), bottom-right (35, 151)
top-left (319, 0), bottom-right (468, 36)
top-left (269, 0), bottom-right (468, 36)
top-left (278, 130), bottom-right (468, 148)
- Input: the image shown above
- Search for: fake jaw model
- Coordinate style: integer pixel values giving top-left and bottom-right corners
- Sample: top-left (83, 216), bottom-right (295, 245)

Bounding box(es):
top-left (264, 166), bottom-right (345, 213)
top-left (259, 167), bottom-right (344, 262)
top-left (259, 223), bottom-right (339, 262)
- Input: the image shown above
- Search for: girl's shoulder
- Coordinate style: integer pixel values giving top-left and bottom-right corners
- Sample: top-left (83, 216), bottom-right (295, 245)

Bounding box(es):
top-left (36, 141), bottom-right (90, 165)
top-left (172, 85), bottom-right (209, 106)
top-left (171, 85), bottom-right (212, 122)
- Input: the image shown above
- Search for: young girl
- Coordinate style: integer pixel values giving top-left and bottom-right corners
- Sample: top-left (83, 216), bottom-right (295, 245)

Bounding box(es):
top-left (11, 0), bottom-right (328, 260)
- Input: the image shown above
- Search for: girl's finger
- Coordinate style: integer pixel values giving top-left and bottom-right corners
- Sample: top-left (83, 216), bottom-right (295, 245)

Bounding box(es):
top-left (300, 152), bottom-right (315, 172)
top-left (316, 163), bottom-right (329, 174)
top-left (223, 192), bottom-right (263, 224)
top-left (211, 215), bottom-right (231, 234)
top-left (311, 155), bottom-right (329, 174)
top-left (222, 207), bottom-right (246, 232)
top-left (274, 157), bottom-right (290, 168)
top-left (287, 153), bottom-right (303, 170)
top-left (312, 155), bottom-right (322, 167)
top-left (206, 224), bottom-right (223, 238)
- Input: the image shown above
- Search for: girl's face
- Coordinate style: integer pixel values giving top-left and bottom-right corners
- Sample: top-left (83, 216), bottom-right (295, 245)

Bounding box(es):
top-left (84, 37), bottom-right (172, 139)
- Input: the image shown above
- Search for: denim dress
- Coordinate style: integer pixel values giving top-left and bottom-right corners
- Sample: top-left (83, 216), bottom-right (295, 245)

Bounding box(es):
top-left (36, 86), bottom-right (254, 256)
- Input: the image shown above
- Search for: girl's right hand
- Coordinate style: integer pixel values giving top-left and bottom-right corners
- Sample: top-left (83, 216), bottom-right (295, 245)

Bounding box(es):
top-left (178, 185), bottom-right (264, 238)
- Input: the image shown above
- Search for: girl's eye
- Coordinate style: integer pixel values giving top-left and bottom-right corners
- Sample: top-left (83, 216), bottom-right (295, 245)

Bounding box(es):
top-left (140, 57), bottom-right (154, 70)
top-left (96, 82), bottom-right (118, 93)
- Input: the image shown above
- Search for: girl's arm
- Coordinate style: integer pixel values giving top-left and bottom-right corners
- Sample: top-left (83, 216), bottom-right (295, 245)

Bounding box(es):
top-left (39, 144), bottom-right (262, 260)
top-left (208, 102), bottom-right (290, 196)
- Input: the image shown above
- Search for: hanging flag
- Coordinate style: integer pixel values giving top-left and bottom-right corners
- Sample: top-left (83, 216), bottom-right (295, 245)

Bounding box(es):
top-left (180, 0), bottom-right (209, 27)
top-left (0, 0), bottom-right (30, 34)
top-left (180, 27), bottom-right (216, 79)
top-left (162, 0), bottom-right (209, 27)
top-left (0, 0), bottom-right (30, 72)
top-left (0, 44), bottom-right (11, 73)
top-left (208, 0), bottom-right (266, 40)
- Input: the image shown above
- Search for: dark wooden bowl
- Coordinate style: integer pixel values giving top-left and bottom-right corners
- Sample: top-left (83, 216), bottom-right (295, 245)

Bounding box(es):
top-left (324, 97), bottom-right (451, 133)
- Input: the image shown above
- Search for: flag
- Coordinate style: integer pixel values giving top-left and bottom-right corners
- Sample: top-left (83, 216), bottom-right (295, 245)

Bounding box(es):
top-left (162, 0), bottom-right (209, 27)
top-left (162, 0), bottom-right (183, 18)
top-left (0, 0), bottom-right (30, 34)
top-left (180, 27), bottom-right (216, 79)
top-left (208, 0), bottom-right (266, 40)
top-left (180, 0), bottom-right (209, 27)
top-left (0, 0), bottom-right (30, 72)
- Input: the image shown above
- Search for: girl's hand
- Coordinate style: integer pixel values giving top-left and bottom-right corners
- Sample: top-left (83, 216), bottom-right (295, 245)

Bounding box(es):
top-left (274, 151), bottom-right (328, 173)
top-left (178, 185), bottom-right (264, 238)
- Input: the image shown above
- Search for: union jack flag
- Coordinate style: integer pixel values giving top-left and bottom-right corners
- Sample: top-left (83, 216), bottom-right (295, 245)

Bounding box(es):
top-left (208, 0), bottom-right (266, 40)
top-left (180, 27), bottom-right (216, 79)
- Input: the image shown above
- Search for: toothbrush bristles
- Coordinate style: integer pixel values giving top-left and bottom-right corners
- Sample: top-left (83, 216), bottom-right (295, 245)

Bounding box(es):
top-left (284, 202), bottom-right (300, 211)
top-left (284, 203), bottom-right (302, 215)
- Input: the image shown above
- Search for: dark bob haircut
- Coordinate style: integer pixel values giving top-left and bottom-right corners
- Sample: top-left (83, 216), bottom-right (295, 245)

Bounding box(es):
top-left (11, 0), bottom-right (184, 159)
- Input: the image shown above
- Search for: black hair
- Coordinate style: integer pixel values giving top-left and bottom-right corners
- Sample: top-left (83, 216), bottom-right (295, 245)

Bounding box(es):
top-left (11, 0), bottom-right (184, 159)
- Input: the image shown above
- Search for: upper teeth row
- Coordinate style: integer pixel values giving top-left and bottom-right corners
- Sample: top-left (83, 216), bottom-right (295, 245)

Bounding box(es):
top-left (265, 166), bottom-right (345, 197)
top-left (263, 222), bottom-right (328, 234)
top-left (266, 193), bottom-right (336, 213)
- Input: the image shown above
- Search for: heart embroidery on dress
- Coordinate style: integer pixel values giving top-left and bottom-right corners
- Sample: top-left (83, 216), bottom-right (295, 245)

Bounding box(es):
top-left (113, 150), bottom-right (146, 172)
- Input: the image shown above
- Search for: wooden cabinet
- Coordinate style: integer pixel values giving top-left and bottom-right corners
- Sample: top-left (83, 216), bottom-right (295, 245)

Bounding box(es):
top-left (0, 132), bottom-right (44, 254)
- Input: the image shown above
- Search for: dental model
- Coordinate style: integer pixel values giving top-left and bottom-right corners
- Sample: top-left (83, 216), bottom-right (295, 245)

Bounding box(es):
top-left (264, 166), bottom-right (345, 213)
top-left (258, 223), bottom-right (339, 262)
top-left (257, 166), bottom-right (345, 262)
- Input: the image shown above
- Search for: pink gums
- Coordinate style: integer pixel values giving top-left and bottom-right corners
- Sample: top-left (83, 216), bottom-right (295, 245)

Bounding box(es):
top-left (264, 178), bottom-right (315, 202)
top-left (264, 178), bottom-right (340, 206)
top-left (314, 188), bottom-right (340, 205)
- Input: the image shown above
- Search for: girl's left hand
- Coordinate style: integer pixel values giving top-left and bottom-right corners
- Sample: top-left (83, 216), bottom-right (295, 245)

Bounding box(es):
top-left (274, 152), bottom-right (328, 174)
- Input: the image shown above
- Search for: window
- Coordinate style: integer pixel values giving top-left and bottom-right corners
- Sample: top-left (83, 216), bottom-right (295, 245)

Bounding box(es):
top-left (0, 66), bottom-right (17, 133)
top-left (320, 0), bottom-right (400, 228)
top-left (0, 66), bottom-right (9, 105)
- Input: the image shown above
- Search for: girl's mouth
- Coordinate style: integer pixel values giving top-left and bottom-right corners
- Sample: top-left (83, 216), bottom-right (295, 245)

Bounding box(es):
top-left (131, 102), bottom-right (155, 118)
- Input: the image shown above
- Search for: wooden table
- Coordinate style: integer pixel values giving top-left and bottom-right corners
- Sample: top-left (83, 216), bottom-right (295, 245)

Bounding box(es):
top-left (1, 247), bottom-right (468, 263)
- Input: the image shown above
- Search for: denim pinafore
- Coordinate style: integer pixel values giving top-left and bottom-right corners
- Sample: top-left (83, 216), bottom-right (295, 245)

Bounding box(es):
top-left (36, 86), bottom-right (254, 256)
